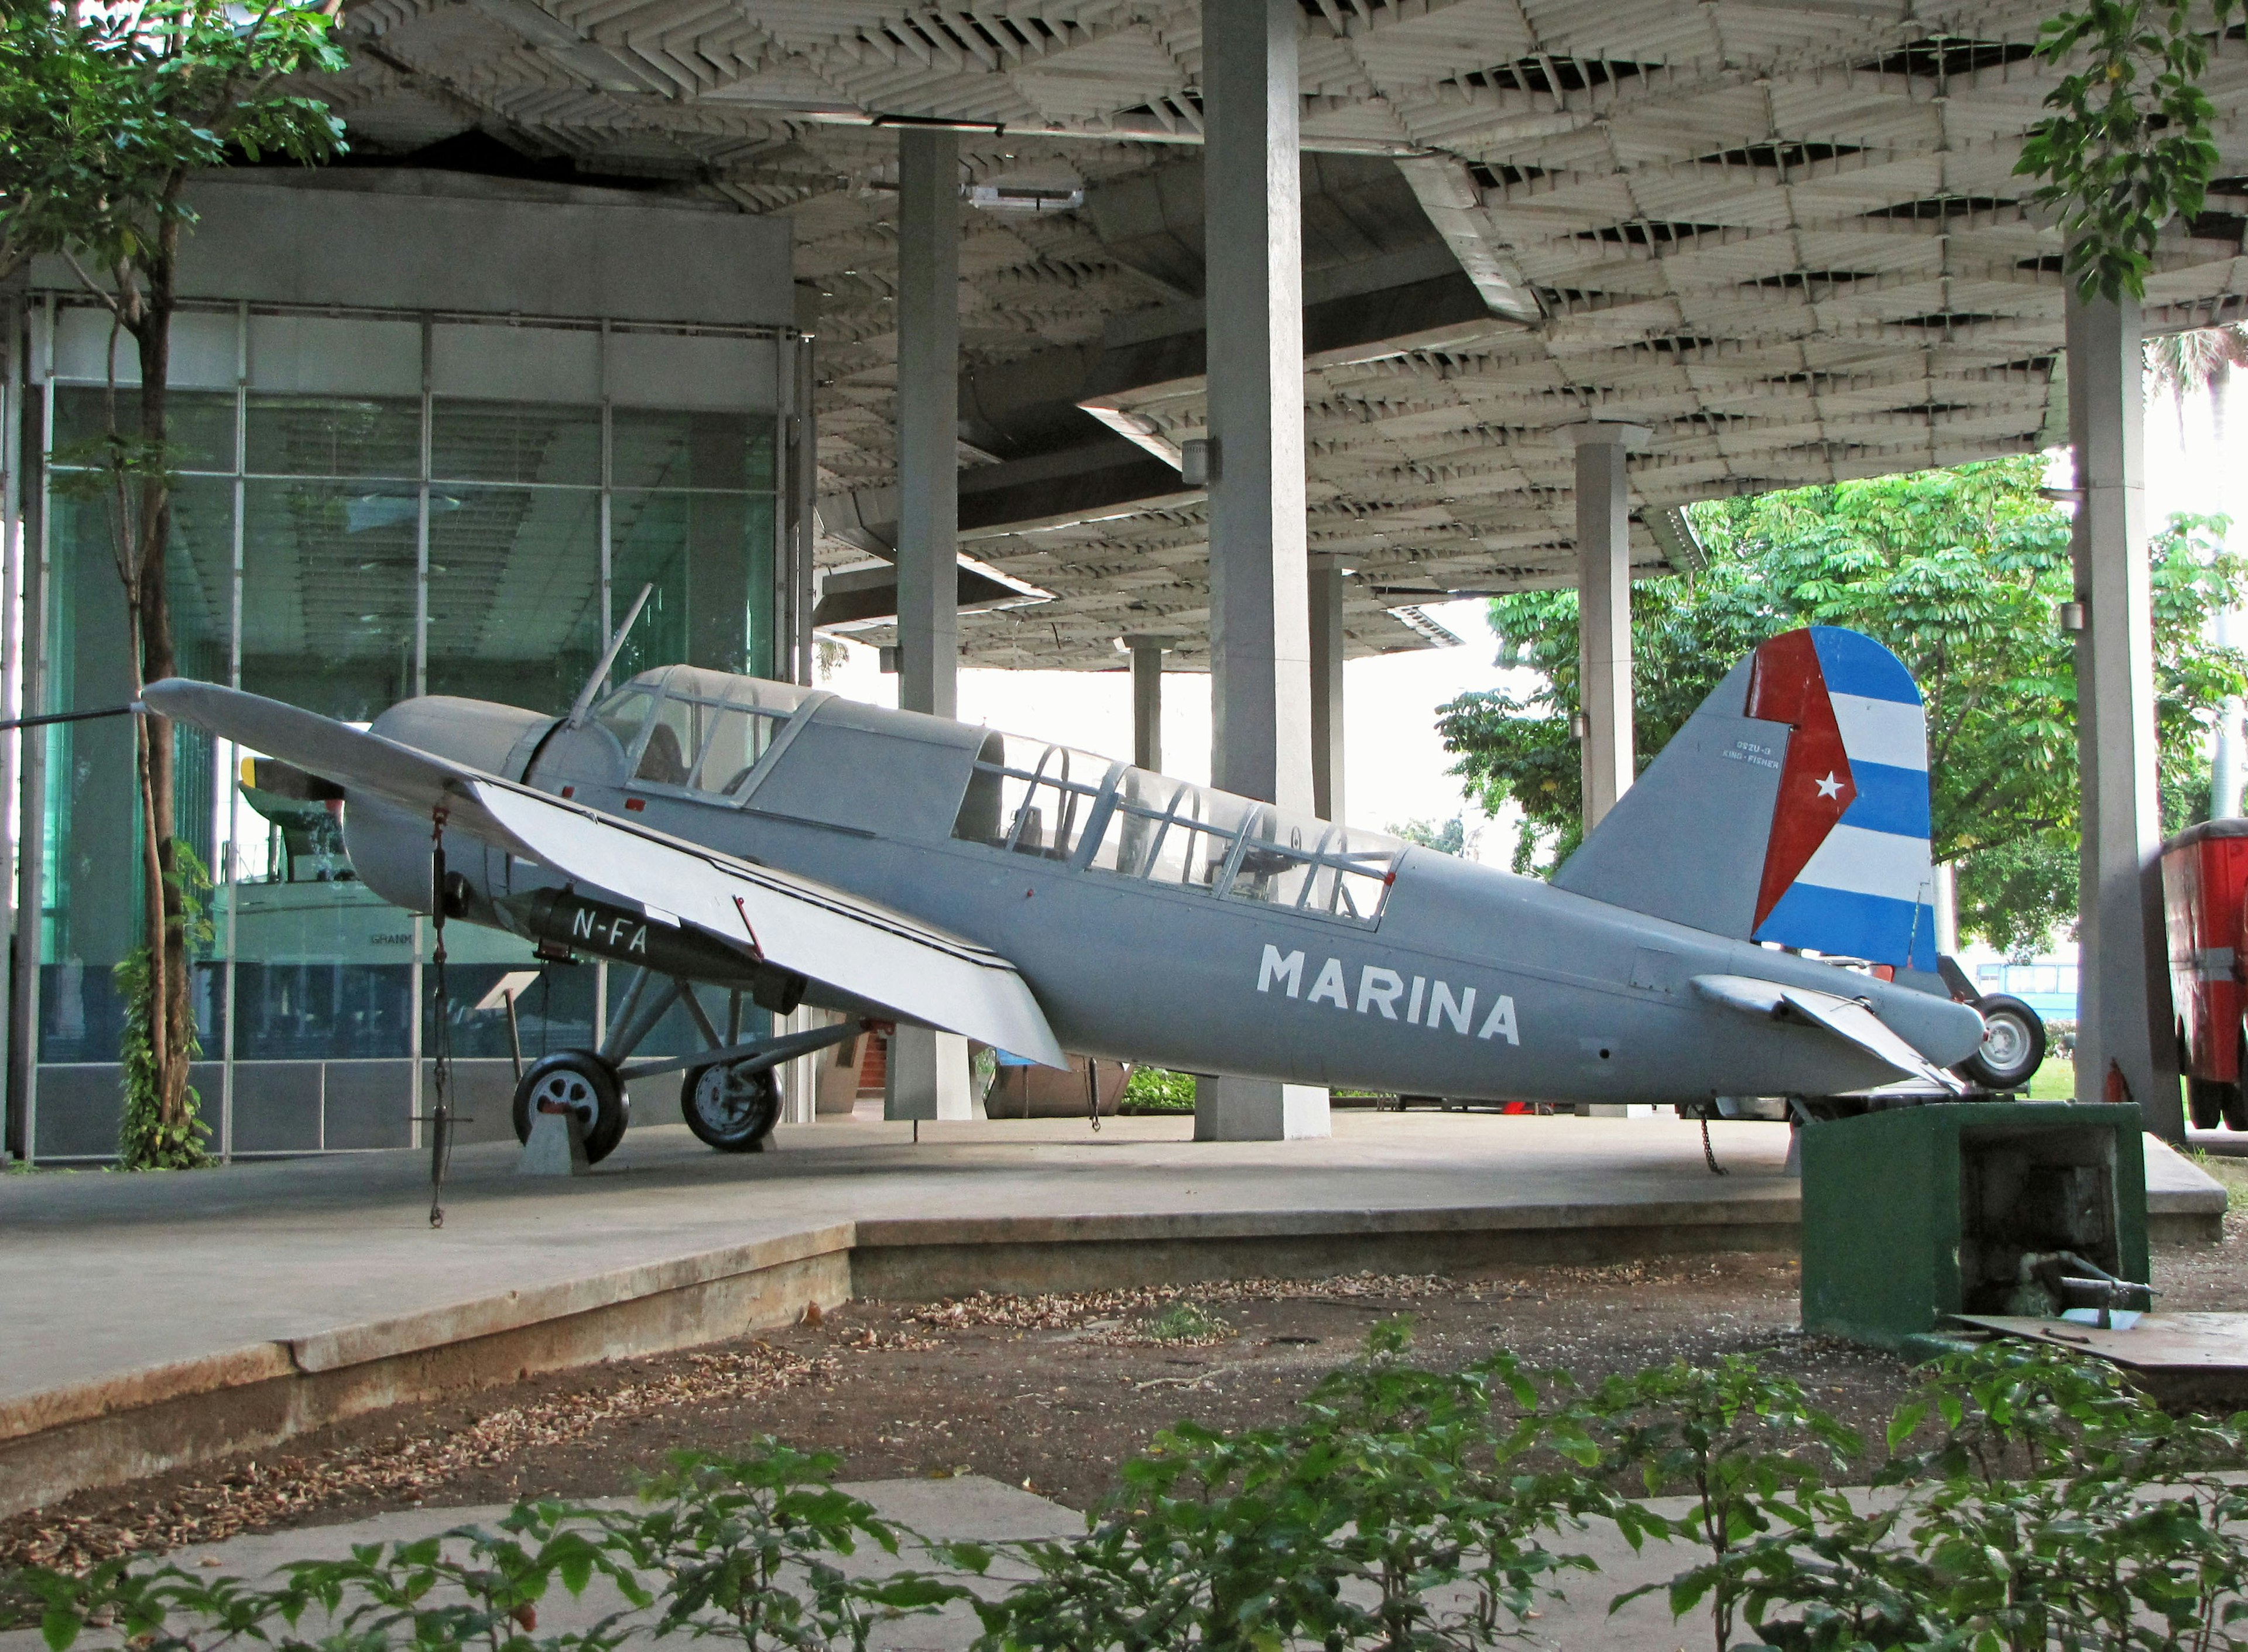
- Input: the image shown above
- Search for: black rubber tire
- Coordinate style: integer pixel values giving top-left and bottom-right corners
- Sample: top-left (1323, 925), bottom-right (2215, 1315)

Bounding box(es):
top-left (512, 1051), bottom-right (629, 1164)
top-left (1956, 993), bottom-right (2047, 1091)
top-left (2190, 1077), bottom-right (2230, 1132)
top-left (681, 1059), bottom-right (783, 1153)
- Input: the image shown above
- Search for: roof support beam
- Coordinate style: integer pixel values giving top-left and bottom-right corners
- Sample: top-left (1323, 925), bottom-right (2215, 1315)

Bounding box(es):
top-left (1568, 421), bottom-right (1649, 831)
top-left (1198, 0), bottom-right (1325, 1146)
top-left (894, 126), bottom-right (960, 721)
top-left (2067, 282), bottom-right (2182, 1139)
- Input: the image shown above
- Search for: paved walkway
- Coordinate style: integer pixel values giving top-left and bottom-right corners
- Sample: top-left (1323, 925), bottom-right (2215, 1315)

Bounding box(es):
top-left (0, 1475), bottom-right (1804, 1652)
top-left (4, 1112), bottom-right (1815, 1414)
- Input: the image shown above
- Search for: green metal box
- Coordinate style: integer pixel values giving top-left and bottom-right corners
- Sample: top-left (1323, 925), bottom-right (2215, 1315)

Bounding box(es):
top-left (1800, 1102), bottom-right (2150, 1348)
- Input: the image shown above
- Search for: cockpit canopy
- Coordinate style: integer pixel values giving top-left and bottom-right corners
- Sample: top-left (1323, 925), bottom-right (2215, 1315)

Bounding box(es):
top-left (592, 666), bottom-right (814, 796)
top-left (590, 669), bottom-right (1403, 924)
top-left (952, 731), bottom-right (1401, 925)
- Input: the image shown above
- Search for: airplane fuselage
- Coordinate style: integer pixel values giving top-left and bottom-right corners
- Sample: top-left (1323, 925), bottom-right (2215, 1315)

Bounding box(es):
top-left (348, 672), bottom-right (1985, 1108)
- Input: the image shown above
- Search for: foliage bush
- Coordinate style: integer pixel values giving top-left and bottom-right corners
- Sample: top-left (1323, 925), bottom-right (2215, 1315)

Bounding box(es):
top-left (13, 1332), bottom-right (2248, 1652)
top-left (1120, 1065), bottom-right (1196, 1113)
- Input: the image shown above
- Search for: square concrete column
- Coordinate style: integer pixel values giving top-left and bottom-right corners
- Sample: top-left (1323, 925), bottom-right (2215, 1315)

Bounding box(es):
top-left (1124, 635), bottom-right (1171, 771)
top-left (1197, 0), bottom-right (1326, 1142)
top-left (1202, 0), bottom-right (1314, 814)
top-left (894, 127), bottom-right (959, 722)
top-left (1566, 423), bottom-right (1649, 831)
top-left (890, 128), bottom-right (973, 1120)
top-left (2067, 287), bottom-right (2184, 1139)
top-left (1310, 554), bottom-right (1345, 822)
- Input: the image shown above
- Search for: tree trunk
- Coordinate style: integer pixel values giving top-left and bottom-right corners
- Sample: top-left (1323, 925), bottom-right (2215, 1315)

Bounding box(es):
top-left (129, 204), bottom-right (190, 1146)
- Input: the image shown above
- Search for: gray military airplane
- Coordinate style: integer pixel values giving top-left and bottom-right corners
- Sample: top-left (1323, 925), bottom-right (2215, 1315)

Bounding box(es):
top-left (143, 620), bottom-right (2036, 1163)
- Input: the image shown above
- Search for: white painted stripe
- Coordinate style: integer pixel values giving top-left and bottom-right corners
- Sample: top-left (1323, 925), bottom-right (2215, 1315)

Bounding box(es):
top-left (1829, 693), bottom-right (1927, 772)
top-left (1793, 823), bottom-right (1936, 904)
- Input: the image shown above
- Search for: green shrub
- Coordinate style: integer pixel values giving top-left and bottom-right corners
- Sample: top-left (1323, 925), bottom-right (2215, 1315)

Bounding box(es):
top-left (1120, 1065), bottom-right (1195, 1113)
top-left (14, 1335), bottom-right (2248, 1652)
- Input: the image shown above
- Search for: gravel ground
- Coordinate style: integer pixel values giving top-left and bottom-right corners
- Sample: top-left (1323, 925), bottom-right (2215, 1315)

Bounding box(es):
top-left (6, 1219), bottom-right (2244, 1582)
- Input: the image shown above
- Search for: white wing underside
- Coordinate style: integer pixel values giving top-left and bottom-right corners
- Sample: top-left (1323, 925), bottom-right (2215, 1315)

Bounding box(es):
top-left (143, 678), bottom-right (1066, 1066)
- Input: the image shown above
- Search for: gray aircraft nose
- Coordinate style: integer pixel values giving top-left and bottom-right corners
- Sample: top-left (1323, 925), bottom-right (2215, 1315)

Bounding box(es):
top-left (341, 696), bottom-right (556, 915)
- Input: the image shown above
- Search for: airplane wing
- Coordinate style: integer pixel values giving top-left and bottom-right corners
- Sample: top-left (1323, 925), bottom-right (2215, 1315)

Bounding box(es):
top-left (141, 678), bottom-right (1067, 1066)
top-left (1691, 973), bottom-right (1967, 1094)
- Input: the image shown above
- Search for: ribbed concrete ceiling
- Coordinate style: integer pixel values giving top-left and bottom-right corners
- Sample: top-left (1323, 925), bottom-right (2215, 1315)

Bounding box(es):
top-left (316, 1), bottom-right (2248, 669)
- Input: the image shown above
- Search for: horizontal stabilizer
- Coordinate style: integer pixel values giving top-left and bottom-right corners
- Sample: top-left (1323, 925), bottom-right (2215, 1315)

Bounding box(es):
top-left (140, 677), bottom-right (1067, 1066)
top-left (1692, 973), bottom-right (1965, 1092)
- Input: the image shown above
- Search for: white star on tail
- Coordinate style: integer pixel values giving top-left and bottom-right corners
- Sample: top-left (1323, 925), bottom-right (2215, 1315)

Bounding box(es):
top-left (1814, 772), bottom-right (1843, 800)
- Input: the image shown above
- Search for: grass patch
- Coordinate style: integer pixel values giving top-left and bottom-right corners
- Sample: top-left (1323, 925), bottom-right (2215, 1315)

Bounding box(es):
top-left (1140, 1301), bottom-right (1233, 1345)
top-left (2024, 1054), bottom-right (2076, 1101)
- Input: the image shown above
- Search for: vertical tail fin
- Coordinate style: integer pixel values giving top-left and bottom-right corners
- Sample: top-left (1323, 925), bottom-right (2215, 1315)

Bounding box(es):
top-left (1553, 626), bottom-right (1938, 971)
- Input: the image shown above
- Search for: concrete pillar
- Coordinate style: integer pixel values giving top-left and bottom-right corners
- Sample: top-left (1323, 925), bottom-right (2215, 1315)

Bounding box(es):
top-left (2067, 286), bottom-right (2184, 1139)
top-left (1310, 554), bottom-right (1345, 822)
top-left (894, 127), bottom-right (959, 721)
top-left (1125, 635), bottom-right (1169, 771)
top-left (1202, 0), bottom-right (1313, 814)
top-left (890, 128), bottom-right (972, 1120)
top-left (886, 1026), bottom-right (974, 1122)
top-left (1197, 0), bottom-right (1326, 1143)
top-left (1567, 423), bottom-right (1647, 832)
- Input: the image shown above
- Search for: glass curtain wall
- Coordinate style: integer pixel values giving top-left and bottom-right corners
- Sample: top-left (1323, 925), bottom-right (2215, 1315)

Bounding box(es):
top-left (32, 313), bottom-right (782, 1159)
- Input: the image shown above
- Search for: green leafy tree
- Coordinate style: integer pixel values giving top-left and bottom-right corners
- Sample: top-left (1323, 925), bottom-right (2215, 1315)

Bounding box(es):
top-left (1435, 458), bottom-right (2248, 953)
top-left (2016, 0), bottom-right (2247, 302)
top-left (0, 1), bottom-right (346, 1165)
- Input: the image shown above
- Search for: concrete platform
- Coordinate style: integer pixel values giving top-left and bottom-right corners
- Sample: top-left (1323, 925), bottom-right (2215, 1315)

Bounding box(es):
top-left (0, 1111), bottom-right (2224, 1518)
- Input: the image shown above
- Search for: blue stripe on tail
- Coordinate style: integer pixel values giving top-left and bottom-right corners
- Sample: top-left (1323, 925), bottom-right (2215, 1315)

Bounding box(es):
top-left (1757, 882), bottom-right (1939, 972)
top-left (1836, 762), bottom-right (1932, 839)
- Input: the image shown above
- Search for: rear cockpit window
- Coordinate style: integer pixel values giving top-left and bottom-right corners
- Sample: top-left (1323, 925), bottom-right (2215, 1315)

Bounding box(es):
top-left (952, 733), bottom-right (1400, 924)
top-left (953, 732), bottom-right (1115, 859)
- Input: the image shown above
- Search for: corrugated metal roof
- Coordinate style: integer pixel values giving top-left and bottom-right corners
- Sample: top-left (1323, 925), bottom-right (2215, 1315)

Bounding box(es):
top-left (312, 0), bottom-right (2248, 666)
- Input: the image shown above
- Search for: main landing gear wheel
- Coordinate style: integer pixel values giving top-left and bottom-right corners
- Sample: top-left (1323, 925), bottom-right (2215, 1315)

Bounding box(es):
top-left (1955, 993), bottom-right (2047, 1091)
top-left (2227, 1039), bottom-right (2248, 1131)
top-left (681, 1058), bottom-right (783, 1153)
top-left (512, 1051), bottom-right (629, 1164)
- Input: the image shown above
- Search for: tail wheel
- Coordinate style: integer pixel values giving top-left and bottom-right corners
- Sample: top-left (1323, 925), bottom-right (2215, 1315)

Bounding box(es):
top-left (2189, 1077), bottom-right (2229, 1132)
top-left (512, 1051), bottom-right (629, 1164)
top-left (682, 1059), bottom-right (783, 1153)
top-left (1956, 994), bottom-right (2047, 1091)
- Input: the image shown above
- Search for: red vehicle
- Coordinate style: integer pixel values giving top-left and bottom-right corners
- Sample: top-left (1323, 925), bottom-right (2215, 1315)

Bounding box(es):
top-left (2160, 818), bottom-right (2248, 1129)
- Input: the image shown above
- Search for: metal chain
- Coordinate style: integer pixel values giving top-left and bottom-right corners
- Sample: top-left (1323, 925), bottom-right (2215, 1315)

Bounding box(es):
top-left (428, 811), bottom-right (454, 1228)
top-left (1701, 1114), bottom-right (1727, 1177)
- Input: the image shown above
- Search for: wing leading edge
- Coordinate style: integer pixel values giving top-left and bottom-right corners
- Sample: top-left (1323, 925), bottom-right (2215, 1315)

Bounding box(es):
top-left (142, 677), bottom-right (1067, 1066)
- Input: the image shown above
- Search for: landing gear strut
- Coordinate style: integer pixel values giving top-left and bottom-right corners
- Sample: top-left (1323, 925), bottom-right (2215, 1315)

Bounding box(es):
top-left (508, 965), bottom-right (862, 1163)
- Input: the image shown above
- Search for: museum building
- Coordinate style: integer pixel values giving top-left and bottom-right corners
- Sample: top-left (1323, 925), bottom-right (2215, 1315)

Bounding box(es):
top-left (5, 172), bottom-right (812, 1159)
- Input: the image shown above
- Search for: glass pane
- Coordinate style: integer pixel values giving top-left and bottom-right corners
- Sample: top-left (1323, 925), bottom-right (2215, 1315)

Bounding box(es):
top-left (594, 687), bottom-right (654, 754)
top-left (52, 386), bottom-right (235, 472)
top-left (685, 704), bottom-right (786, 794)
top-left (239, 478), bottom-right (418, 721)
top-left (37, 475), bottom-right (232, 1065)
top-left (634, 695), bottom-right (694, 783)
top-left (611, 489), bottom-right (776, 680)
top-left (426, 485), bottom-right (602, 715)
top-left (431, 399), bottom-right (602, 486)
top-left (611, 408), bottom-right (775, 492)
top-left (245, 395), bottom-right (420, 479)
